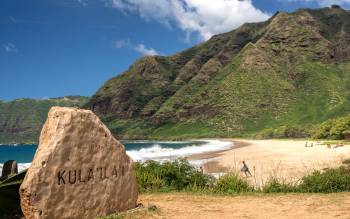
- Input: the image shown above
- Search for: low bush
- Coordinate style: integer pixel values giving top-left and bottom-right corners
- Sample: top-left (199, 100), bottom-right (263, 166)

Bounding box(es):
top-left (134, 159), bottom-right (214, 192)
top-left (135, 160), bottom-right (252, 194)
top-left (263, 166), bottom-right (350, 193)
top-left (134, 159), bottom-right (350, 194)
top-left (211, 173), bottom-right (253, 194)
top-left (256, 125), bottom-right (310, 139)
top-left (298, 167), bottom-right (350, 193)
top-left (262, 178), bottom-right (296, 193)
top-left (312, 115), bottom-right (350, 140)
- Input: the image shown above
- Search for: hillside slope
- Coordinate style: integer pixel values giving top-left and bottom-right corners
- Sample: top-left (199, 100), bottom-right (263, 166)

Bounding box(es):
top-left (86, 7), bottom-right (350, 139)
top-left (0, 96), bottom-right (88, 143)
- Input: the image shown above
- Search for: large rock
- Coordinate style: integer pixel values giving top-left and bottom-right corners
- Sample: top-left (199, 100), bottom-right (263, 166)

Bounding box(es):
top-left (0, 160), bottom-right (18, 180)
top-left (19, 107), bottom-right (138, 219)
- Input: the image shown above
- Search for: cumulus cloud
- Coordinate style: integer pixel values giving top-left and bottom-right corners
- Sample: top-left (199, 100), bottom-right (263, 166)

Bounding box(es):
top-left (2, 43), bottom-right (17, 53)
top-left (107, 0), bottom-right (270, 41)
top-left (112, 39), bottom-right (159, 56)
top-left (134, 44), bottom-right (158, 56)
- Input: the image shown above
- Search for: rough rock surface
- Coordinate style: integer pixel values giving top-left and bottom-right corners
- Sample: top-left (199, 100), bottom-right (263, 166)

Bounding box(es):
top-left (19, 107), bottom-right (138, 219)
top-left (1, 160), bottom-right (18, 180)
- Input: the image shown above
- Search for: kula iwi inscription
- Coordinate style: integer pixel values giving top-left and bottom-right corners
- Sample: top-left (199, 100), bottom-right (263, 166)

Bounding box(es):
top-left (57, 165), bottom-right (125, 185)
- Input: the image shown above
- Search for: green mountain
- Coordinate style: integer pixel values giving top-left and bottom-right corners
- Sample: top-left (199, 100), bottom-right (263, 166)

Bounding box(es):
top-left (84, 7), bottom-right (350, 140)
top-left (0, 96), bottom-right (88, 143)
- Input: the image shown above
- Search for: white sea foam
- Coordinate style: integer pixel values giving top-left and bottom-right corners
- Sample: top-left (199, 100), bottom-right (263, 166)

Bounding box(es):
top-left (123, 140), bottom-right (192, 144)
top-left (126, 140), bottom-right (233, 162)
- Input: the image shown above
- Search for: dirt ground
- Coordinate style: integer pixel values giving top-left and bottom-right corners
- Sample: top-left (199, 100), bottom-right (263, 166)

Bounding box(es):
top-left (135, 193), bottom-right (350, 219)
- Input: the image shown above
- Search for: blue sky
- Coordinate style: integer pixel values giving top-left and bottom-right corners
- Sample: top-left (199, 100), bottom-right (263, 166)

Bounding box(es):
top-left (1, 0), bottom-right (349, 100)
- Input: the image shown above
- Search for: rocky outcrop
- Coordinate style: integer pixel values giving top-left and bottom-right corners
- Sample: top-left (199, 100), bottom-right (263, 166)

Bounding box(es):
top-left (0, 160), bottom-right (18, 180)
top-left (20, 107), bottom-right (138, 219)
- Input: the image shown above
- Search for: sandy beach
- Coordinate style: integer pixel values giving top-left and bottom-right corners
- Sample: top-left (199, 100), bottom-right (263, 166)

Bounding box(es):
top-left (191, 139), bottom-right (350, 186)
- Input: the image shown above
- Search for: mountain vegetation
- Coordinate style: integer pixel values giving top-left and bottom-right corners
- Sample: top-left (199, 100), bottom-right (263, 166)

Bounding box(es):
top-left (0, 96), bottom-right (88, 143)
top-left (312, 113), bottom-right (350, 139)
top-left (85, 7), bottom-right (350, 140)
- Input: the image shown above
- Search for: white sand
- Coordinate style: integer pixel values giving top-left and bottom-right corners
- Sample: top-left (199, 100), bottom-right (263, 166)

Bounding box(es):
top-left (215, 139), bottom-right (350, 186)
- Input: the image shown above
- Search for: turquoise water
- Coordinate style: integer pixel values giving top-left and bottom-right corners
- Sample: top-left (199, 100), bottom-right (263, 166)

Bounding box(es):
top-left (0, 144), bottom-right (37, 163)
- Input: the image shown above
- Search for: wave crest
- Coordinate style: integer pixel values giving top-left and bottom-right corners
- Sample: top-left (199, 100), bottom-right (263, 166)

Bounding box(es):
top-left (126, 140), bottom-right (232, 162)
top-left (0, 140), bottom-right (233, 173)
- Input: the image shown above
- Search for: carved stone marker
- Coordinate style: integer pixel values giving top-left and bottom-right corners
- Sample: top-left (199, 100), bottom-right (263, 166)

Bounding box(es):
top-left (0, 160), bottom-right (18, 180)
top-left (20, 107), bottom-right (138, 219)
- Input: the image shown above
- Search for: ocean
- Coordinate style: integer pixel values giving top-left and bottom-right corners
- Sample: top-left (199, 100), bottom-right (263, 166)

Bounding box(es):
top-left (0, 140), bottom-right (232, 173)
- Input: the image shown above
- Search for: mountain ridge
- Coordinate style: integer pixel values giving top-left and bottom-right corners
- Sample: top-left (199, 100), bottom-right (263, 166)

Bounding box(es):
top-left (84, 6), bottom-right (350, 140)
top-left (0, 96), bottom-right (88, 143)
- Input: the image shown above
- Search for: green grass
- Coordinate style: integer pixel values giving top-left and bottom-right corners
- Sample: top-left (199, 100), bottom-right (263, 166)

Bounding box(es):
top-left (106, 119), bottom-right (225, 140)
top-left (149, 122), bottom-right (221, 140)
top-left (133, 159), bottom-right (350, 194)
top-left (134, 159), bottom-right (214, 192)
top-left (210, 173), bottom-right (254, 194)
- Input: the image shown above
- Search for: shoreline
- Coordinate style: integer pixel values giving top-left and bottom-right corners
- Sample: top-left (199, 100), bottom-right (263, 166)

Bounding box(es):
top-left (187, 139), bottom-right (252, 160)
top-left (4, 139), bottom-right (350, 182)
top-left (190, 139), bottom-right (350, 186)
top-left (187, 139), bottom-right (252, 173)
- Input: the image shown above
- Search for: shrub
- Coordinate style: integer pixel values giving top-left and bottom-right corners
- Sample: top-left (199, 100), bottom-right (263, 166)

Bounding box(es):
top-left (134, 159), bottom-right (350, 194)
top-left (256, 125), bottom-right (310, 139)
top-left (312, 114), bottom-right (350, 140)
top-left (211, 173), bottom-right (253, 194)
top-left (298, 166), bottom-right (350, 193)
top-left (134, 159), bottom-right (214, 192)
top-left (262, 178), bottom-right (297, 193)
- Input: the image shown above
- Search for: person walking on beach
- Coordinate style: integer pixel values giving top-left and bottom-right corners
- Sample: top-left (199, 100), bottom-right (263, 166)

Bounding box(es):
top-left (241, 161), bottom-right (252, 177)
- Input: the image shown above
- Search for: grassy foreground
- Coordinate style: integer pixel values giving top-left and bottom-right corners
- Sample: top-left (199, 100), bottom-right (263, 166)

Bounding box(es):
top-left (101, 159), bottom-right (350, 218)
top-left (2, 159), bottom-right (350, 218)
top-left (134, 159), bottom-right (350, 194)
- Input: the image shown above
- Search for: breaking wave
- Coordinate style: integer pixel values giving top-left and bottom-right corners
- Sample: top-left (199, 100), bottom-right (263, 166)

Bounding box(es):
top-left (0, 140), bottom-right (233, 173)
top-left (126, 140), bottom-right (233, 162)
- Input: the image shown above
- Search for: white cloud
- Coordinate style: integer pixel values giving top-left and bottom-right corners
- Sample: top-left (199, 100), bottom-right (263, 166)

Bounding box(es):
top-left (134, 44), bottom-right (159, 56)
top-left (76, 0), bottom-right (88, 7)
top-left (112, 39), bottom-right (159, 56)
top-left (2, 43), bottom-right (17, 53)
top-left (113, 39), bottom-right (131, 48)
top-left (107, 0), bottom-right (270, 41)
